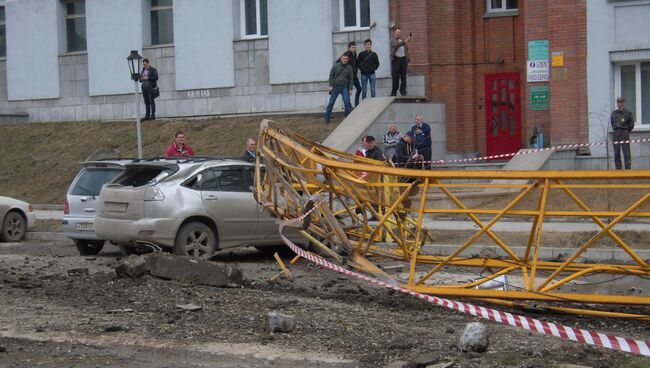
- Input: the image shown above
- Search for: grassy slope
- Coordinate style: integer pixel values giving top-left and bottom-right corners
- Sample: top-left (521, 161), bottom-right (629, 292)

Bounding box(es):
top-left (0, 114), bottom-right (342, 204)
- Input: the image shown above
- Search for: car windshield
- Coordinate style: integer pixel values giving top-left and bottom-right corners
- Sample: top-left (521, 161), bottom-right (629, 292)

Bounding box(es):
top-left (70, 168), bottom-right (123, 196)
top-left (111, 166), bottom-right (177, 187)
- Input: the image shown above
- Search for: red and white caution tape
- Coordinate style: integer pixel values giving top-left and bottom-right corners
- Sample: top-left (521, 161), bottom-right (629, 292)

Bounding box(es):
top-left (393, 137), bottom-right (650, 167)
top-left (278, 207), bottom-right (650, 356)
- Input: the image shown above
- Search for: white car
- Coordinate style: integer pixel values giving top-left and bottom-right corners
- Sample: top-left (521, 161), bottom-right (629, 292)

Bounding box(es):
top-left (0, 196), bottom-right (36, 242)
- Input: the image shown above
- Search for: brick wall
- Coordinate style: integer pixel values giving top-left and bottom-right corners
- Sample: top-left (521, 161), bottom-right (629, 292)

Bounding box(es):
top-left (390, 0), bottom-right (587, 155)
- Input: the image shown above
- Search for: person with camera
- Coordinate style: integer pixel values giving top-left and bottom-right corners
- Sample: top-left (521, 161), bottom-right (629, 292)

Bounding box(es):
top-left (324, 54), bottom-right (354, 124)
top-left (411, 115), bottom-right (432, 169)
top-left (390, 28), bottom-right (410, 97)
top-left (140, 58), bottom-right (159, 121)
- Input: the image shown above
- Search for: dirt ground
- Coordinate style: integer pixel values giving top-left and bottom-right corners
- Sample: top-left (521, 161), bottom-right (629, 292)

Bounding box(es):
top-left (1, 240), bottom-right (649, 368)
top-left (0, 114), bottom-right (342, 204)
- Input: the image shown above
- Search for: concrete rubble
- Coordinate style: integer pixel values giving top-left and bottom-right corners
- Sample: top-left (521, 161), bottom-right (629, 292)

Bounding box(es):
top-left (458, 322), bottom-right (490, 353)
top-left (264, 312), bottom-right (295, 333)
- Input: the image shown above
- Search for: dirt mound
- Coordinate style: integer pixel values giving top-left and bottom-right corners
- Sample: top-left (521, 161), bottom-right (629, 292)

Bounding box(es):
top-left (0, 114), bottom-right (342, 204)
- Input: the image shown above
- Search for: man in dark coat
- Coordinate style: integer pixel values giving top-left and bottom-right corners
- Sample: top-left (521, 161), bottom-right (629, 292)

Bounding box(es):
top-left (357, 38), bottom-right (380, 100)
top-left (139, 58), bottom-right (158, 120)
top-left (341, 42), bottom-right (362, 107)
top-left (611, 97), bottom-right (635, 170)
top-left (410, 115), bottom-right (432, 169)
top-left (395, 131), bottom-right (421, 169)
top-left (362, 135), bottom-right (384, 161)
top-left (241, 138), bottom-right (257, 163)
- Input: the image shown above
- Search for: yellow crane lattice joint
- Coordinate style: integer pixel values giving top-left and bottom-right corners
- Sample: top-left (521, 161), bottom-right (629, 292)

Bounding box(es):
top-left (254, 120), bottom-right (650, 319)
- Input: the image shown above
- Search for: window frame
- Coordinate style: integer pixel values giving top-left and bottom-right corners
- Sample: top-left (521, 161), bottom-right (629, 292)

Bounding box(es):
top-left (486, 0), bottom-right (518, 13)
top-left (63, 0), bottom-right (87, 53)
top-left (240, 0), bottom-right (268, 39)
top-left (614, 61), bottom-right (650, 126)
top-left (150, 0), bottom-right (174, 46)
top-left (339, 0), bottom-right (370, 31)
top-left (0, 5), bottom-right (6, 58)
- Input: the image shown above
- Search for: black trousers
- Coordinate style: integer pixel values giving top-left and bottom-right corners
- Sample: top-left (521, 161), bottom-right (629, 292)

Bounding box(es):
top-left (352, 75), bottom-right (361, 107)
top-left (419, 148), bottom-right (432, 170)
top-left (142, 85), bottom-right (156, 118)
top-left (391, 57), bottom-right (408, 96)
top-left (612, 128), bottom-right (631, 170)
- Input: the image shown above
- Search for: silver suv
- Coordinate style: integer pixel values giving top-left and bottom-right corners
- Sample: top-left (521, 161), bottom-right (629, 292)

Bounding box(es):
top-left (94, 159), bottom-right (294, 258)
top-left (64, 160), bottom-right (133, 255)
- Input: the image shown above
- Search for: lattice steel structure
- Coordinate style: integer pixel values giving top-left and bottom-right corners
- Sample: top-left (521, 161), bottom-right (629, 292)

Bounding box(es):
top-left (255, 120), bottom-right (650, 319)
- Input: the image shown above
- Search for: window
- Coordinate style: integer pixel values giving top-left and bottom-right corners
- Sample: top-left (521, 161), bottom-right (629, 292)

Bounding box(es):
top-left (340, 0), bottom-right (370, 29)
top-left (487, 0), bottom-right (518, 12)
top-left (70, 168), bottom-right (122, 196)
top-left (151, 0), bottom-right (174, 45)
top-left (615, 62), bottom-right (650, 125)
top-left (202, 167), bottom-right (252, 192)
top-left (64, 0), bottom-right (86, 52)
top-left (241, 0), bottom-right (267, 38)
top-left (0, 6), bottom-right (5, 57)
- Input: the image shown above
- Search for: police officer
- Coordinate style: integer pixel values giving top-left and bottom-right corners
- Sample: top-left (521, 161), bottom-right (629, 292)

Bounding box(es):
top-left (611, 97), bottom-right (634, 170)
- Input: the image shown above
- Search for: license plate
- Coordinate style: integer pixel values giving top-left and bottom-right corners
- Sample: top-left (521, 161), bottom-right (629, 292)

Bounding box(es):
top-left (105, 202), bottom-right (128, 212)
top-left (76, 222), bottom-right (94, 232)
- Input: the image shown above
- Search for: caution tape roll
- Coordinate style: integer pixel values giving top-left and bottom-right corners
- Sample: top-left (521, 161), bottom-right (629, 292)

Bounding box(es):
top-left (278, 207), bottom-right (650, 357)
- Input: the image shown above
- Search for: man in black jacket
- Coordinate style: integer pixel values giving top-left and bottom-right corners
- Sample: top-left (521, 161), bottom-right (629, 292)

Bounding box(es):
top-left (362, 135), bottom-right (384, 161)
top-left (357, 39), bottom-right (380, 100)
top-left (395, 131), bottom-right (422, 169)
top-left (140, 58), bottom-right (158, 120)
top-left (341, 42), bottom-right (361, 107)
top-left (611, 97), bottom-right (635, 170)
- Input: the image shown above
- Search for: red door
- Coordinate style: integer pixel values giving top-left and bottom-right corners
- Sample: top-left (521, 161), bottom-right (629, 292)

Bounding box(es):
top-left (485, 73), bottom-right (521, 158)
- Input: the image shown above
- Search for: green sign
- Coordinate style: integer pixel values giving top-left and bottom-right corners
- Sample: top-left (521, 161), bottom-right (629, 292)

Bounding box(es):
top-left (530, 86), bottom-right (549, 110)
top-left (528, 40), bottom-right (549, 61)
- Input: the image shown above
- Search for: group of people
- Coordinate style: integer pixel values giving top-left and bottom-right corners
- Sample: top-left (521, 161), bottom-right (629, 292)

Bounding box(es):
top-left (165, 130), bottom-right (258, 162)
top-left (354, 115), bottom-right (433, 170)
top-left (325, 28), bottom-right (411, 123)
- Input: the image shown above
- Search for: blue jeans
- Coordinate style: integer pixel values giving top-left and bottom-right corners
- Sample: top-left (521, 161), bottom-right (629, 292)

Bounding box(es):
top-left (361, 73), bottom-right (376, 99)
top-left (324, 85), bottom-right (352, 121)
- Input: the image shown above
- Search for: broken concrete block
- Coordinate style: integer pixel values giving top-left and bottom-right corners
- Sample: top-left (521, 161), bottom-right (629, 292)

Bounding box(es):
top-left (458, 322), bottom-right (490, 353)
top-left (175, 303), bottom-right (202, 312)
top-left (264, 312), bottom-right (295, 333)
top-left (411, 352), bottom-right (439, 367)
top-left (147, 254), bottom-right (243, 287)
top-left (115, 255), bottom-right (148, 279)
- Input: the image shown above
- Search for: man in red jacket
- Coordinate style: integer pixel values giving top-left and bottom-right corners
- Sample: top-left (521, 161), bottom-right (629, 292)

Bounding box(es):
top-left (166, 130), bottom-right (195, 158)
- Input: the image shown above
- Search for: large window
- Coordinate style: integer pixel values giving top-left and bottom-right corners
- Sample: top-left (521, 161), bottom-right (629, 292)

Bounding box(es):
top-left (616, 62), bottom-right (650, 125)
top-left (241, 0), bottom-right (267, 38)
top-left (340, 0), bottom-right (370, 29)
top-left (487, 0), bottom-right (518, 12)
top-left (0, 6), bottom-right (5, 57)
top-left (64, 0), bottom-right (86, 52)
top-left (151, 0), bottom-right (173, 45)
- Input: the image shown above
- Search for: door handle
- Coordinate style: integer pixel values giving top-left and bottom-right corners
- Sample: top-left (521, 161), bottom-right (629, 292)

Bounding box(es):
top-left (84, 208), bottom-right (95, 212)
top-left (80, 197), bottom-right (88, 202)
top-left (204, 195), bottom-right (218, 201)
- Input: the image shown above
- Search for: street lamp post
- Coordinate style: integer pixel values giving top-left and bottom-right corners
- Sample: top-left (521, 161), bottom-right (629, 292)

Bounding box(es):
top-left (127, 50), bottom-right (143, 159)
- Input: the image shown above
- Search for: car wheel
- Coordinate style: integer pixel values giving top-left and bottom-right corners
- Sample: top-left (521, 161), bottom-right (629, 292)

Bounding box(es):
top-left (174, 222), bottom-right (216, 260)
top-left (1, 211), bottom-right (26, 242)
top-left (74, 240), bottom-right (105, 255)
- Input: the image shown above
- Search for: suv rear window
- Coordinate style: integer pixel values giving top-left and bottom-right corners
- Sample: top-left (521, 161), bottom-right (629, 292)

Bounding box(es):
top-left (112, 166), bottom-right (177, 187)
top-left (70, 168), bottom-right (122, 196)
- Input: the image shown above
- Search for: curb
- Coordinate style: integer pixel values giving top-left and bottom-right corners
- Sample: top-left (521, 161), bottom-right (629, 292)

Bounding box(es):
top-left (25, 232), bottom-right (71, 243)
top-left (375, 243), bottom-right (650, 263)
top-left (33, 204), bottom-right (64, 211)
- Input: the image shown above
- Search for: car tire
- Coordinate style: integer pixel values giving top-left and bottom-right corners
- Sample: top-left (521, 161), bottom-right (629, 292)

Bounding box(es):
top-left (174, 222), bottom-right (216, 260)
top-left (74, 239), bottom-right (105, 255)
top-left (1, 211), bottom-right (26, 242)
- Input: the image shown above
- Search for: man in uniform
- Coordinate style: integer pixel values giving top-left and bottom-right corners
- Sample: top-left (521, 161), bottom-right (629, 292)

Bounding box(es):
top-left (611, 97), bottom-right (634, 170)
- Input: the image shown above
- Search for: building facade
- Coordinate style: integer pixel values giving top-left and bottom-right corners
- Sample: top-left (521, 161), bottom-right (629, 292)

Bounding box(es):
top-left (587, 0), bottom-right (650, 163)
top-left (0, 0), bottom-right (425, 123)
top-left (390, 0), bottom-right (588, 157)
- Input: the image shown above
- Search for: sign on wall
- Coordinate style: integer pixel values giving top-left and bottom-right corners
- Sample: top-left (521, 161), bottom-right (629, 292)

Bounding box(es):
top-left (527, 40), bottom-right (549, 83)
top-left (552, 52), bottom-right (564, 67)
top-left (530, 86), bottom-right (550, 110)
